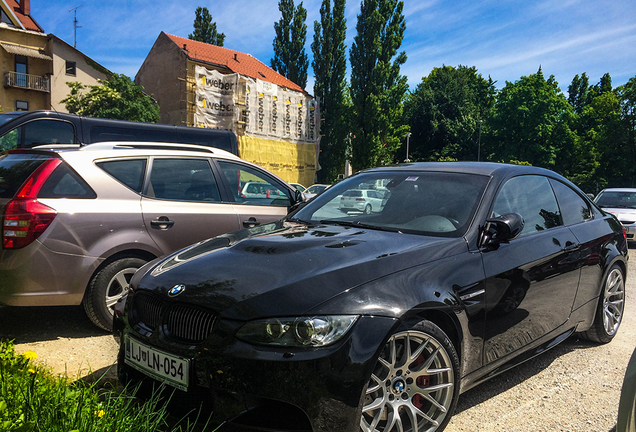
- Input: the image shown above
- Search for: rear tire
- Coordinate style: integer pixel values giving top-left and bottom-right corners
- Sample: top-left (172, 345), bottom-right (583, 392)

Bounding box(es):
top-left (580, 264), bottom-right (625, 343)
top-left (360, 320), bottom-right (460, 432)
top-left (83, 257), bottom-right (146, 331)
top-left (364, 204), bottom-right (372, 215)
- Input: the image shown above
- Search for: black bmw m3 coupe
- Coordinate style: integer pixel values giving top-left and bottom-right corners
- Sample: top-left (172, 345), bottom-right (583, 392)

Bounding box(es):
top-left (114, 162), bottom-right (627, 432)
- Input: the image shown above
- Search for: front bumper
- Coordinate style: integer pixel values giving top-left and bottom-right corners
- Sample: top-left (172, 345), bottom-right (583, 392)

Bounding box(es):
top-left (117, 313), bottom-right (397, 432)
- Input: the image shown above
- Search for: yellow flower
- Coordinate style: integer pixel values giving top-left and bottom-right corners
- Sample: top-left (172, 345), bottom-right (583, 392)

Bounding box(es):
top-left (95, 410), bottom-right (105, 418)
top-left (27, 368), bottom-right (36, 374)
top-left (22, 351), bottom-right (37, 361)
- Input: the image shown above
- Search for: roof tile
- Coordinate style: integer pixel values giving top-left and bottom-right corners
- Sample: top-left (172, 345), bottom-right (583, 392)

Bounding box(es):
top-left (3, 0), bottom-right (44, 32)
top-left (165, 33), bottom-right (306, 94)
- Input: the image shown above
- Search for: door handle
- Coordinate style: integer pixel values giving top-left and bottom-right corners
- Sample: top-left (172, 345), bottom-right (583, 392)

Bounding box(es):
top-left (564, 241), bottom-right (580, 251)
top-left (150, 217), bottom-right (175, 229)
top-left (243, 217), bottom-right (260, 228)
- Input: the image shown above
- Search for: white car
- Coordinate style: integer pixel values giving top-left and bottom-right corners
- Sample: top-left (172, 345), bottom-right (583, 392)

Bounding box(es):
top-left (339, 189), bottom-right (385, 214)
top-left (304, 183), bottom-right (330, 199)
top-left (594, 188), bottom-right (636, 243)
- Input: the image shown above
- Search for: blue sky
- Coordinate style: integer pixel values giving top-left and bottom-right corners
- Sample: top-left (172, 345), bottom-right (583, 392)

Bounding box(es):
top-left (31, 0), bottom-right (636, 93)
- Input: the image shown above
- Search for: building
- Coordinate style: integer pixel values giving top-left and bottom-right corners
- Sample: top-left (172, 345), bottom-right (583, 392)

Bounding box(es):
top-left (136, 32), bottom-right (319, 186)
top-left (1, 0), bottom-right (110, 113)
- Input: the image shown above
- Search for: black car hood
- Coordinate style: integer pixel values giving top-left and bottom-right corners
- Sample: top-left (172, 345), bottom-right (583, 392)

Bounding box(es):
top-left (136, 221), bottom-right (466, 320)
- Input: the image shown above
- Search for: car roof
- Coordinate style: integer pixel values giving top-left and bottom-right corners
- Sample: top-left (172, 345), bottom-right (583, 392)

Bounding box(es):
top-left (362, 162), bottom-right (566, 179)
top-left (598, 188), bottom-right (636, 193)
top-left (16, 141), bottom-right (241, 160)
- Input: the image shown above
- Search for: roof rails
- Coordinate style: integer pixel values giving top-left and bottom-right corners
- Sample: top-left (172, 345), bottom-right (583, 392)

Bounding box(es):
top-left (80, 141), bottom-right (233, 155)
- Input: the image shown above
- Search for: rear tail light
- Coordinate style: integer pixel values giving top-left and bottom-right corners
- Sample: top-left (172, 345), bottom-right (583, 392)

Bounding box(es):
top-left (3, 158), bottom-right (61, 249)
top-left (356, 198), bottom-right (366, 201)
top-left (623, 227), bottom-right (627, 242)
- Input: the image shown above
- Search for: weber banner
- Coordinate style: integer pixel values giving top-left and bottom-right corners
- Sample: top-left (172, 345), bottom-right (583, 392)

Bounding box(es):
top-left (194, 66), bottom-right (239, 129)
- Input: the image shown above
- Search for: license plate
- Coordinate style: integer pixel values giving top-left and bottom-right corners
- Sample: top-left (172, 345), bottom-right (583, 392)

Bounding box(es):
top-left (124, 335), bottom-right (190, 391)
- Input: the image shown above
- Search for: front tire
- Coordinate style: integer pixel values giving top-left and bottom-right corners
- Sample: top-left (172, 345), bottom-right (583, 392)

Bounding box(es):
top-left (360, 320), bottom-right (460, 432)
top-left (83, 257), bottom-right (147, 331)
top-left (581, 264), bottom-right (625, 343)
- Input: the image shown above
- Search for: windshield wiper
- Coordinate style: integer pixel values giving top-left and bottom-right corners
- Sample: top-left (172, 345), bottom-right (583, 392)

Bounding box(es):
top-left (319, 220), bottom-right (401, 233)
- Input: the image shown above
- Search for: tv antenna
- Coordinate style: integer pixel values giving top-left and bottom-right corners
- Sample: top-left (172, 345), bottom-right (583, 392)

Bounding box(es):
top-left (69, 5), bottom-right (82, 48)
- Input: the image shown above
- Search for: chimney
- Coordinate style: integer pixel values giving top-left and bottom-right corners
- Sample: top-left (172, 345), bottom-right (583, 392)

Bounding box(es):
top-left (20, 0), bottom-right (30, 15)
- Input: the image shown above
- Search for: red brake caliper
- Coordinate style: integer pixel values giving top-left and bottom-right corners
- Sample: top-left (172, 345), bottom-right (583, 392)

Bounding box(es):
top-left (412, 353), bottom-right (431, 409)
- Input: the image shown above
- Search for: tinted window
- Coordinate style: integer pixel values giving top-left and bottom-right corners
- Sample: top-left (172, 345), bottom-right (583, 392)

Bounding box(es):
top-left (97, 159), bottom-right (147, 193)
top-left (218, 161), bottom-right (290, 207)
top-left (39, 163), bottom-right (96, 199)
top-left (149, 158), bottom-right (220, 202)
top-left (550, 179), bottom-right (591, 226)
top-left (492, 175), bottom-right (562, 236)
top-left (0, 153), bottom-right (49, 198)
top-left (7, 120), bottom-right (77, 149)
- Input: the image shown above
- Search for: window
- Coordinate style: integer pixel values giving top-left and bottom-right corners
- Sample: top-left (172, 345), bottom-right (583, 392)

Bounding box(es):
top-left (65, 61), bottom-right (76, 76)
top-left (15, 54), bottom-right (27, 87)
top-left (97, 159), bottom-right (147, 193)
top-left (218, 161), bottom-right (290, 207)
top-left (550, 179), bottom-right (591, 226)
top-left (39, 163), bottom-right (96, 199)
top-left (19, 120), bottom-right (76, 148)
top-left (15, 100), bottom-right (28, 111)
top-left (148, 158), bottom-right (220, 202)
top-left (1, 8), bottom-right (13, 25)
top-left (492, 175), bottom-right (562, 237)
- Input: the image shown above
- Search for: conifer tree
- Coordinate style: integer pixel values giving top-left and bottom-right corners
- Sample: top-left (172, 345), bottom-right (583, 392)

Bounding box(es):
top-left (349, 0), bottom-right (409, 169)
top-left (311, 0), bottom-right (348, 182)
top-left (189, 6), bottom-right (225, 46)
top-left (271, 0), bottom-right (308, 89)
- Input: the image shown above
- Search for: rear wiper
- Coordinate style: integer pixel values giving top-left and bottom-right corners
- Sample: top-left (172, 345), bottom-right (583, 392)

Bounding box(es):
top-left (319, 220), bottom-right (401, 233)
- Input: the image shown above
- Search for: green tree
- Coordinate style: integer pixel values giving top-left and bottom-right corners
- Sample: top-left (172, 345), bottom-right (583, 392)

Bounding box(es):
top-left (62, 74), bottom-right (160, 123)
top-left (311, 0), bottom-right (348, 182)
top-left (349, 0), bottom-right (409, 170)
top-left (271, 0), bottom-right (308, 89)
top-left (403, 65), bottom-right (496, 162)
top-left (488, 68), bottom-right (575, 170)
top-left (189, 6), bottom-right (225, 46)
top-left (568, 73), bottom-right (589, 114)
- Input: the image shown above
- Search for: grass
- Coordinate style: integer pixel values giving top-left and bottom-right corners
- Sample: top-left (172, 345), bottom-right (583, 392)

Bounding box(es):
top-left (0, 339), bottom-right (214, 432)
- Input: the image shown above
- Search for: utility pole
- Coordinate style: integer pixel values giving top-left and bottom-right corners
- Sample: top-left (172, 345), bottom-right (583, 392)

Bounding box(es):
top-left (69, 5), bottom-right (82, 48)
top-left (404, 132), bottom-right (411, 163)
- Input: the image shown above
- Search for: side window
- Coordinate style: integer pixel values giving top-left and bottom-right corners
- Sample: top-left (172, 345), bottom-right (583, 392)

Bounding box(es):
top-left (22, 120), bottom-right (76, 147)
top-left (492, 175), bottom-right (563, 237)
top-left (39, 163), bottom-right (96, 199)
top-left (148, 158), bottom-right (221, 202)
top-left (217, 161), bottom-right (290, 207)
top-left (97, 159), bottom-right (147, 193)
top-left (550, 179), bottom-right (591, 226)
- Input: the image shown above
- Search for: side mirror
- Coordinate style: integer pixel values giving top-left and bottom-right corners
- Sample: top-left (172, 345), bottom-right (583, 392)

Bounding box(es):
top-left (481, 212), bottom-right (524, 247)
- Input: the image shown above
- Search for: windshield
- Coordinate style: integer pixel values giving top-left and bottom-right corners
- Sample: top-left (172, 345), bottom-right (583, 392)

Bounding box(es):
top-left (595, 191), bottom-right (636, 209)
top-left (292, 171), bottom-right (490, 237)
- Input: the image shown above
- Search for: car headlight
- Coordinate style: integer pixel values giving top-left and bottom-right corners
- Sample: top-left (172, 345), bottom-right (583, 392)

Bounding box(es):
top-left (236, 315), bottom-right (358, 347)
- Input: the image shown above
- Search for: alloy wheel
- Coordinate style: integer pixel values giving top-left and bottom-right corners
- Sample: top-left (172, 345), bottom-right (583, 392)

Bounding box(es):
top-left (361, 330), bottom-right (455, 432)
top-left (603, 267), bottom-right (625, 336)
top-left (105, 267), bottom-right (136, 313)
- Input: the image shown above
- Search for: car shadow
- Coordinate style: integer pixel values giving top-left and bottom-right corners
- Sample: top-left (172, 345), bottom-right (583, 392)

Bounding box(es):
top-left (454, 335), bottom-right (598, 416)
top-left (0, 305), bottom-right (108, 343)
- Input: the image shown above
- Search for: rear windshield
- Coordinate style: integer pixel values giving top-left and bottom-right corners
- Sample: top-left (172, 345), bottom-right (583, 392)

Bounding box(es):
top-left (0, 153), bottom-right (50, 198)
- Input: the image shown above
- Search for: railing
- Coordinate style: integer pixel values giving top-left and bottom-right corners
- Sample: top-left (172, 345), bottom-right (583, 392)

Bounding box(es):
top-left (4, 71), bottom-right (50, 92)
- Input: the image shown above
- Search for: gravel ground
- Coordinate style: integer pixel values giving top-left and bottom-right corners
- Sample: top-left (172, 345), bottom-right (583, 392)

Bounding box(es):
top-left (1, 253), bottom-right (635, 431)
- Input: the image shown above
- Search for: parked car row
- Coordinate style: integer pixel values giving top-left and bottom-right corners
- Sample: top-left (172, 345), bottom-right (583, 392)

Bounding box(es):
top-left (113, 162), bottom-right (627, 432)
top-left (0, 141), bottom-right (303, 330)
top-left (594, 188), bottom-right (636, 244)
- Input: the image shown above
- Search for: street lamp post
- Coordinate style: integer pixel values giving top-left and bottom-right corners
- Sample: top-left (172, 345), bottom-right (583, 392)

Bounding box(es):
top-left (477, 120), bottom-right (482, 162)
top-left (404, 132), bottom-right (412, 163)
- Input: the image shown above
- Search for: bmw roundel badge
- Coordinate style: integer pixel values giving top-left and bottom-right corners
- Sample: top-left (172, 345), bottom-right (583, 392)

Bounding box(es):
top-left (168, 284), bottom-right (186, 297)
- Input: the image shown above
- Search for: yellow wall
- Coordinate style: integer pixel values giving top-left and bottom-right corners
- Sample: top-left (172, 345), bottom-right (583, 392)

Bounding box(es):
top-left (0, 27), bottom-right (50, 112)
top-left (238, 135), bottom-right (316, 187)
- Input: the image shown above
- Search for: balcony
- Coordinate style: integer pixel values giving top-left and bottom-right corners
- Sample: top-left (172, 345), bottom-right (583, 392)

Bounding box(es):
top-left (4, 71), bottom-right (50, 93)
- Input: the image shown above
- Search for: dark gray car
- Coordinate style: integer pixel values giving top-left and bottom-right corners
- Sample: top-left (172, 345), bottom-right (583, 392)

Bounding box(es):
top-left (0, 142), bottom-right (302, 330)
